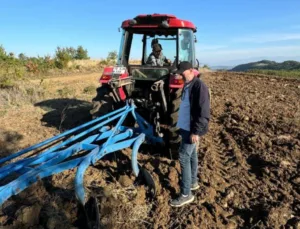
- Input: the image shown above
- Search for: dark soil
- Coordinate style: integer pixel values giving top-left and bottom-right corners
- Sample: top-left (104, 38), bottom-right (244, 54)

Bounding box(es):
top-left (0, 72), bottom-right (299, 229)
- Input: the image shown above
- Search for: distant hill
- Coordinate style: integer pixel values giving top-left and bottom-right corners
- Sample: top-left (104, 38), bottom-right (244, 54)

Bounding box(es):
top-left (231, 60), bottom-right (300, 71)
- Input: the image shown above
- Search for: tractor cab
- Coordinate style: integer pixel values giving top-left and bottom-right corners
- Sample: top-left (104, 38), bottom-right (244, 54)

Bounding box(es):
top-left (116, 14), bottom-right (199, 81)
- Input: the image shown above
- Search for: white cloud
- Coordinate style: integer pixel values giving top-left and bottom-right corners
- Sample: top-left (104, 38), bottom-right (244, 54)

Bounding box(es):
top-left (232, 33), bottom-right (300, 43)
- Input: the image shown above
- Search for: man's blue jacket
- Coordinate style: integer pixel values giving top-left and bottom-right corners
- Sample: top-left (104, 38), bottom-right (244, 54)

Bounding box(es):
top-left (185, 76), bottom-right (210, 136)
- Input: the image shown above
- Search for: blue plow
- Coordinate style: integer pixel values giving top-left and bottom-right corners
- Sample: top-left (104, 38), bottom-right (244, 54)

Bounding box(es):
top-left (0, 101), bottom-right (163, 228)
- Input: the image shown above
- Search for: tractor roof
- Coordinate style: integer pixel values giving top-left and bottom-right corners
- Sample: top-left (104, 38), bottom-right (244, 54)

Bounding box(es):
top-left (121, 14), bottom-right (197, 33)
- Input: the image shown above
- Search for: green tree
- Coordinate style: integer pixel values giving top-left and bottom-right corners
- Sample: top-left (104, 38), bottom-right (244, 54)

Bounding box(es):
top-left (0, 45), bottom-right (7, 60)
top-left (18, 53), bottom-right (27, 61)
top-left (9, 52), bottom-right (15, 58)
top-left (75, 45), bottom-right (89, 60)
top-left (55, 46), bottom-right (73, 69)
top-left (67, 47), bottom-right (77, 59)
top-left (107, 51), bottom-right (117, 64)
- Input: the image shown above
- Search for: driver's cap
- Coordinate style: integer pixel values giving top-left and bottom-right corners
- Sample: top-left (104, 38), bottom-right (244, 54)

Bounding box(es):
top-left (174, 61), bottom-right (193, 74)
top-left (152, 43), bottom-right (162, 51)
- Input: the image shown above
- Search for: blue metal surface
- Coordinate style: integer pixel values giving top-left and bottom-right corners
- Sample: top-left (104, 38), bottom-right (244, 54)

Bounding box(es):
top-left (0, 101), bottom-right (162, 207)
top-left (0, 106), bottom-right (127, 166)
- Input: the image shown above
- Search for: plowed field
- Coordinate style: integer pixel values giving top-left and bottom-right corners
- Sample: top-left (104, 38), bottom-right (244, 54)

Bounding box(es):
top-left (0, 72), bottom-right (299, 229)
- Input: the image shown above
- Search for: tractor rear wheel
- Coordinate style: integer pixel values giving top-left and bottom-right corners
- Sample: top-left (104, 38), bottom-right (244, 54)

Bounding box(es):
top-left (90, 85), bottom-right (114, 119)
top-left (168, 88), bottom-right (182, 144)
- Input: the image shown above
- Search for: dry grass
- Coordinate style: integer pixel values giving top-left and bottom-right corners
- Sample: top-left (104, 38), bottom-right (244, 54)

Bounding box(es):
top-left (98, 182), bottom-right (153, 228)
top-left (129, 59), bottom-right (141, 65)
top-left (0, 81), bottom-right (47, 108)
top-left (68, 59), bottom-right (142, 66)
top-left (0, 72), bottom-right (100, 157)
top-left (67, 59), bottom-right (102, 68)
top-left (0, 72), bottom-right (100, 112)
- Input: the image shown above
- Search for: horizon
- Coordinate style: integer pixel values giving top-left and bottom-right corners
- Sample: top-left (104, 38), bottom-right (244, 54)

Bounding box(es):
top-left (1, 0), bottom-right (300, 66)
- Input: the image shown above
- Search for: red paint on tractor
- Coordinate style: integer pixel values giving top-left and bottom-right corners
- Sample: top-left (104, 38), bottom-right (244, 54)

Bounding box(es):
top-left (121, 14), bottom-right (196, 31)
top-left (99, 67), bottom-right (113, 84)
top-left (118, 72), bottom-right (129, 100)
top-left (118, 88), bottom-right (126, 100)
top-left (169, 69), bottom-right (200, 88)
top-left (99, 66), bottom-right (128, 100)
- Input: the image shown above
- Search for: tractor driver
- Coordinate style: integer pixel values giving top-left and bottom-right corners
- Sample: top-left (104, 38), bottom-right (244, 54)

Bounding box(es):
top-left (146, 43), bottom-right (171, 66)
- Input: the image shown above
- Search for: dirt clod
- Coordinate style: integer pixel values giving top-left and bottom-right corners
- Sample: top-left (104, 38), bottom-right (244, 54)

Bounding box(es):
top-left (19, 204), bottom-right (41, 226)
top-left (118, 175), bottom-right (133, 187)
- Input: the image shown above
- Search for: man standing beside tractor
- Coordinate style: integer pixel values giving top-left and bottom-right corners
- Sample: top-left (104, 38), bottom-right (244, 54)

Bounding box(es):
top-left (170, 61), bottom-right (210, 207)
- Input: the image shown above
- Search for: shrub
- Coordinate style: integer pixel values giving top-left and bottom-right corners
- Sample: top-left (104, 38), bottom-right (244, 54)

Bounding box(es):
top-left (18, 53), bottom-right (27, 61)
top-left (0, 45), bottom-right (7, 60)
top-left (55, 47), bottom-right (73, 69)
top-left (0, 58), bottom-right (25, 88)
top-left (24, 56), bottom-right (55, 74)
top-left (98, 51), bottom-right (118, 66)
top-left (0, 44), bottom-right (106, 81)
top-left (54, 46), bottom-right (90, 68)
top-left (107, 51), bottom-right (117, 64)
top-left (25, 61), bottom-right (39, 73)
top-left (99, 59), bottom-right (108, 66)
top-left (75, 46), bottom-right (89, 60)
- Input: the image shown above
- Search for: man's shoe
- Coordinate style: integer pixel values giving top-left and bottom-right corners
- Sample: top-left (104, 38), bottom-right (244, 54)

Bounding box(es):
top-left (191, 182), bottom-right (200, 191)
top-left (170, 194), bottom-right (195, 207)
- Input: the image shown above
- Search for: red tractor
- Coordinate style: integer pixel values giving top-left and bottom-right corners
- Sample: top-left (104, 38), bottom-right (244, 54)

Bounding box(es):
top-left (90, 14), bottom-right (201, 148)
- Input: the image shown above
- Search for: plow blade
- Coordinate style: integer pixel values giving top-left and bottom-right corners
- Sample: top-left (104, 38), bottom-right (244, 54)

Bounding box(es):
top-left (0, 101), bottom-right (162, 228)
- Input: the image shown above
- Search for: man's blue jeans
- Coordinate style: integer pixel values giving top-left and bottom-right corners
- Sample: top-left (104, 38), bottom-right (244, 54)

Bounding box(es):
top-left (178, 129), bottom-right (198, 195)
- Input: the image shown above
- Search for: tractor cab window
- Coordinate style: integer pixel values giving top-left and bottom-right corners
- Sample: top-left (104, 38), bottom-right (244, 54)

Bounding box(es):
top-left (144, 35), bottom-right (176, 66)
top-left (178, 29), bottom-right (195, 66)
top-left (129, 33), bottom-right (143, 65)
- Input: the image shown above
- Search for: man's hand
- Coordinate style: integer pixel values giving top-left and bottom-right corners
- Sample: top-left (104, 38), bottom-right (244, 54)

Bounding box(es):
top-left (190, 134), bottom-right (199, 144)
top-left (164, 59), bottom-right (171, 66)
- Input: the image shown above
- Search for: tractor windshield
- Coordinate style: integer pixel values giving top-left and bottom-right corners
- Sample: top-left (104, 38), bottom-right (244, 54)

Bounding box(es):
top-left (117, 28), bottom-right (196, 79)
top-left (144, 35), bottom-right (176, 65)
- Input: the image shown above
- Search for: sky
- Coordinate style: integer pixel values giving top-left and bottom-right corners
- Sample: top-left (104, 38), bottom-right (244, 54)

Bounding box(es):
top-left (1, 0), bottom-right (300, 66)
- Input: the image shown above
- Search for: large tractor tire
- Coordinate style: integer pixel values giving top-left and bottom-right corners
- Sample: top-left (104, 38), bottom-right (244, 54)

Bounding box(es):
top-left (90, 85), bottom-right (114, 119)
top-left (168, 88), bottom-right (182, 144)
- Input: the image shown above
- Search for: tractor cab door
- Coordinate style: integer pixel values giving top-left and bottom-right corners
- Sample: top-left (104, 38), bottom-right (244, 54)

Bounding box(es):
top-left (178, 28), bottom-right (197, 68)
